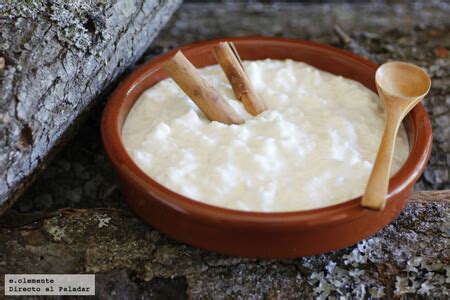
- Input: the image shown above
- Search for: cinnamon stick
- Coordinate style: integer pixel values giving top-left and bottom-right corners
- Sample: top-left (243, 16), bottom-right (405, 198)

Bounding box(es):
top-left (163, 51), bottom-right (244, 125)
top-left (213, 42), bottom-right (266, 116)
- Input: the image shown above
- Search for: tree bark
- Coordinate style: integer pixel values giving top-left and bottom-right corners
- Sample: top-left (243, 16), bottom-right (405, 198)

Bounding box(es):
top-left (0, 191), bottom-right (448, 298)
top-left (0, 0), bottom-right (181, 213)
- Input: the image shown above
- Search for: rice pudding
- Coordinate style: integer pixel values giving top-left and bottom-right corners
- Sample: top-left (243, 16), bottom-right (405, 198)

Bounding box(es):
top-left (121, 59), bottom-right (409, 212)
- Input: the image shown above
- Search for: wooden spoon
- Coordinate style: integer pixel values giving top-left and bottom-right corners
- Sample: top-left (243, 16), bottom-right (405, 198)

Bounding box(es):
top-left (361, 61), bottom-right (431, 210)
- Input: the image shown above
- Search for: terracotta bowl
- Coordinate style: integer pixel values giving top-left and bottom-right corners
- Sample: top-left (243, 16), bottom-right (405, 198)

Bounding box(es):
top-left (101, 37), bottom-right (432, 258)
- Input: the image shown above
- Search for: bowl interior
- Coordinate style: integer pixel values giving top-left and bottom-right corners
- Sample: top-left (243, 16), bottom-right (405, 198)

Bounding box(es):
top-left (104, 37), bottom-right (431, 220)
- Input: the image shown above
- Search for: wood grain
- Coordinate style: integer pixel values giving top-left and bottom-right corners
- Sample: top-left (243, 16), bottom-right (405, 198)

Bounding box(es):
top-left (410, 190), bottom-right (450, 202)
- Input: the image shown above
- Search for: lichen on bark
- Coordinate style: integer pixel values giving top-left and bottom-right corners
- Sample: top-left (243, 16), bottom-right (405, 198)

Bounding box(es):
top-left (3, 0), bottom-right (109, 51)
top-left (0, 0), bottom-right (182, 213)
top-left (0, 193), bottom-right (448, 298)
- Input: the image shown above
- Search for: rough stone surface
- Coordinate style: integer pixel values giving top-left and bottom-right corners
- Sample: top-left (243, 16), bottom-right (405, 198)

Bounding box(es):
top-left (0, 192), bottom-right (448, 298)
top-left (0, 0), bottom-right (182, 213)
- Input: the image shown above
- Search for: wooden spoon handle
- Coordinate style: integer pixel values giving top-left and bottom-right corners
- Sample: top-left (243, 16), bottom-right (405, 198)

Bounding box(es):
top-left (361, 110), bottom-right (403, 210)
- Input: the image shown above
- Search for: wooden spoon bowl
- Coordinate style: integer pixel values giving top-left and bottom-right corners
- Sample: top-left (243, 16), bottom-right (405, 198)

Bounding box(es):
top-left (376, 62), bottom-right (431, 99)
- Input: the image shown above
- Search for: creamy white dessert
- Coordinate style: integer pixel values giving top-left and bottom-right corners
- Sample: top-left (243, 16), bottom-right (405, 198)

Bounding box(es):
top-left (122, 59), bottom-right (410, 212)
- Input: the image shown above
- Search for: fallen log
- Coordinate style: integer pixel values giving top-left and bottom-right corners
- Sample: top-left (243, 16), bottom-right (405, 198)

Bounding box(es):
top-left (0, 0), bottom-right (181, 214)
top-left (0, 191), bottom-right (448, 298)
